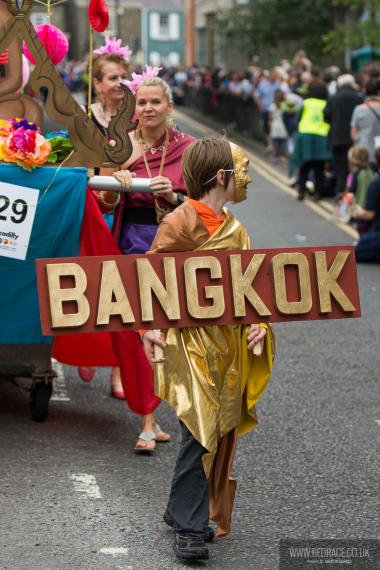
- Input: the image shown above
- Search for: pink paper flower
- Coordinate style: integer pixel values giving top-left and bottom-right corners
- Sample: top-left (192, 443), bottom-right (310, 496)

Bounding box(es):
top-left (23, 24), bottom-right (69, 65)
top-left (10, 127), bottom-right (37, 154)
top-left (93, 36), bottom-right (132, 61)
top-left (123, 65), bottom-right (162, 95)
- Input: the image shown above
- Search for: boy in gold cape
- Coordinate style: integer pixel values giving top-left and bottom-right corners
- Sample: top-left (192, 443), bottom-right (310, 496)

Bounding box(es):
top-left (142, 137), bottom-right (275, 562)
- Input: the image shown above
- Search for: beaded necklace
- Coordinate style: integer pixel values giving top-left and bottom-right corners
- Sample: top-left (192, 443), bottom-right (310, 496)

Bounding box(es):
top-left (137, 127), bottom-right (170, 223)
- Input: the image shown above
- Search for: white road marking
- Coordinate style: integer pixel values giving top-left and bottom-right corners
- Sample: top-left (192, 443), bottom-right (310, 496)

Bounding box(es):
top-left (174, 109), bottom-right (359, 239)
top-left (51, 358), bottom-right (70, 402)
top-left (70, 473), bottom-right (102, 499)
top-left (99, 548), bottom-right (130, 558)
top-left (375, 420), bottom-right (380, 427)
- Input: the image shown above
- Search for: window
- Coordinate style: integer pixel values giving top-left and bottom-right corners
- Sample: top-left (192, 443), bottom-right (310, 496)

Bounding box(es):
top-left (149, 52), bottom-right (161, 66)
top-left (159, 14), bottom-right (169, 36)
top-left (168, 52), bottom-right (180, 66)
top-left (150, 12), bottom-right (180, 41)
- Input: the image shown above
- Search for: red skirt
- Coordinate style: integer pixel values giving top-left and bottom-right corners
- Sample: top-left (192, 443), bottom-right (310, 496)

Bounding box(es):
top-left (53, 190), bottom-right (160, 415)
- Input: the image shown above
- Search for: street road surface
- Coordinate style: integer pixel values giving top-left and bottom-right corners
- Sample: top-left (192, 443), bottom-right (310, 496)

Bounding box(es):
top-left (1, 112), bottom-right (379, 570)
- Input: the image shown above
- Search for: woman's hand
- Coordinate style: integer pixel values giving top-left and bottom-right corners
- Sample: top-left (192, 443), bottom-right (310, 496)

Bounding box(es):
top-left (142, 330), bottom-right (166, 364)
top-left (247, 324), bottom-right (267, 353)
top-left (113, 169), bottom-right (136, 189)
top-left (150, 176), bottom-right (177, 205)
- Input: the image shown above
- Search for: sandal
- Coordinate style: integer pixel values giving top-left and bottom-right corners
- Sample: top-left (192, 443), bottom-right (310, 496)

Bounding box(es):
top-left (154, 423), bottom-right (171, 443)
top-left (134, 431), bottom-right (156, 455)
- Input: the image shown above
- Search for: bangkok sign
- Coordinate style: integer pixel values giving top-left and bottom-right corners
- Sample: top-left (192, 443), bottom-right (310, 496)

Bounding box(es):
top-left (36, 246), bottom-right (361, 336)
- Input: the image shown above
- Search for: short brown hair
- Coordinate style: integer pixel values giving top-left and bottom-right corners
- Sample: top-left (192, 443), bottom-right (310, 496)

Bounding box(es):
top-left (92, 53), bottom-right (130, 82)
top-left (348, 146), bottom-right (370, 169)
top-left (182, 137), bottom-right (233, 199)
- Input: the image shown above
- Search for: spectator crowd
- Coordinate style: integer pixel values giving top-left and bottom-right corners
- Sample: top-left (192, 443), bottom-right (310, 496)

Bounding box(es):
top-left (161, 52), bottom-right (380, 262)
top-left (57, 50), bottom-right (380, 262)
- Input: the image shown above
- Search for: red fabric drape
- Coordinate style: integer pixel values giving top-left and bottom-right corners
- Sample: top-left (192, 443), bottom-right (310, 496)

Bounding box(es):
top-left (53, 189), bottom-right (160, 414)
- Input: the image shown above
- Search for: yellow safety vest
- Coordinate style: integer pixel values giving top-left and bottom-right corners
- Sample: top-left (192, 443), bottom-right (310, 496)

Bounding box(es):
top-left (298, 98), bottom-right (330, 136)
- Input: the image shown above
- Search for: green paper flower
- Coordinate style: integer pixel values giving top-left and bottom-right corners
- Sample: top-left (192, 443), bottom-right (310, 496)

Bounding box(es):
top-left (47, 135), bottom-right (74, 163)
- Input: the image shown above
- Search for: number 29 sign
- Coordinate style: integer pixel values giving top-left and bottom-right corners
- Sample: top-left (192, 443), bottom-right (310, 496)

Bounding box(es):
top-left (0, 181), bottom-right (39, 261)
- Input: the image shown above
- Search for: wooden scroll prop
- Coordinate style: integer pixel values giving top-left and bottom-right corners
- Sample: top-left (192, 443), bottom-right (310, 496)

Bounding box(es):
top-left (36, 245), bottom-right (361, 337)
top-left (0, 0), bottom-right (136, 167)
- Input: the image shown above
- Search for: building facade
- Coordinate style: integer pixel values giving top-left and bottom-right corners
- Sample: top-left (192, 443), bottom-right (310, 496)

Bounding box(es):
top-left (30, 0), bottom-right (185, 65)
top-left (194, 0), bottom-right (232, 67)
top-left (193, 0), bottom-right (249, 69)
top-left (143, 3), bottom-right (184, 66)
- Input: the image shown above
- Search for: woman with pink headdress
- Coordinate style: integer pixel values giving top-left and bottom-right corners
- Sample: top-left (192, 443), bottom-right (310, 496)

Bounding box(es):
top-left (76, 38), bottom-right (131, 397)
top-left (88, 37), bottom-right (132, 140)
top-left (97, 67), bottom-right (195, 452)
top-left (104, 69), bottom-right (195, 255)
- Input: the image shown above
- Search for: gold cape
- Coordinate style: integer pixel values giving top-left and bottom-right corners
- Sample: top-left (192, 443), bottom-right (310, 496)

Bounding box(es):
top-left (149, 201), bottom-right (274, 478)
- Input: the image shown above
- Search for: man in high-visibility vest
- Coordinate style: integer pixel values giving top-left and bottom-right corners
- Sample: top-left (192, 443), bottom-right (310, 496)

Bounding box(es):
top-left (291, 84), bottom-right (332, 201)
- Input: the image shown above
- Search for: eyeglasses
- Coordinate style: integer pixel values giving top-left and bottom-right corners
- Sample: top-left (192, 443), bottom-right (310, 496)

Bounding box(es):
top-left (202, 169), bottom-right (235, 186)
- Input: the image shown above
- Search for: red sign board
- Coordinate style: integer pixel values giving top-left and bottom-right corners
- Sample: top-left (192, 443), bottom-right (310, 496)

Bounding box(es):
top-left (36, 246), bottom-right (361, 336)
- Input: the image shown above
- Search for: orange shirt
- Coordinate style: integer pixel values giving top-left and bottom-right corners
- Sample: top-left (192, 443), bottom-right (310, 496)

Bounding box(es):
top-left (187, 199), bottom-right (225, 236)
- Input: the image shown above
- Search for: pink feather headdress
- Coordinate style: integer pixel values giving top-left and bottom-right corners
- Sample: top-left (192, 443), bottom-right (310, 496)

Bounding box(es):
top-left (93, 36), bottom-right (132, 61)
top-left (123, 65), bottom-right (162, 95)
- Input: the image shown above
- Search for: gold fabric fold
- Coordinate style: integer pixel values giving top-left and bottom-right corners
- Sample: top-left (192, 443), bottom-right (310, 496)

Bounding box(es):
top-left (209, 428), bottom-right (238, 538)
top-left (150, 202), bottom-right (274, 478)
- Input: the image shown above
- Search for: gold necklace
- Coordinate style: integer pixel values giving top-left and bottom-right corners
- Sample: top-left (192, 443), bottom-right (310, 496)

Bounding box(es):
top-left (138, 128), bottom-right (169, 177)
top-left (138, 128), bottom-right (170, 223)
top-left (97, 102), bottom-right (117, 125)
top-left (136, 128), bottom-right (168, 155)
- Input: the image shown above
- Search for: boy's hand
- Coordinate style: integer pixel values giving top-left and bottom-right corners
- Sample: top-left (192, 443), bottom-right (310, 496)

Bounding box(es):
top-left (142, 330), bottom-right (166, 363)
top-left (247, 324), bottom-right (267, 355)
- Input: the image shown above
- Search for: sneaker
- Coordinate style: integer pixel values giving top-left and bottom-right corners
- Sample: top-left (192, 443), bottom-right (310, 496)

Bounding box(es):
top-left (163, 512), bottom-right (214, 542)
top-left (174, 533), bottom-right (209, 561)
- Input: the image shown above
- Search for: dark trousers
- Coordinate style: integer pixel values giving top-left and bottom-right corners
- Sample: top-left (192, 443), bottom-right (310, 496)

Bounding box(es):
top-left (356, 230), bottom-right (380, 262)
top-left (165, 422), bottom-right (209, 536)
top-left (332, 145), bottom-right (350, 196)
top-left (299, 160), bottom-right (325, 199)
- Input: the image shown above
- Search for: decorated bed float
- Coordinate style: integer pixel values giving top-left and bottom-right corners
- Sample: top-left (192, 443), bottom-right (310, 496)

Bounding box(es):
top-left (0, 0), bottom-right (136, 421)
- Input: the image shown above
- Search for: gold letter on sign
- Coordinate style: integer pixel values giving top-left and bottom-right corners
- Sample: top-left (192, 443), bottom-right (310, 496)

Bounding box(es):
top-left (272, 253), bottom-right (312, 315)
top-left (230, 254), bottom-right (271, 317)
top-left (315, 251), bottom-right (356, 313)
top-left (96, 261), bottom-right (135, 325)
top-left (184, 256), bottom-right (225, 319)
top-left (46, 263), bottom-right (90, 328)
top-left (137, 257), bottom-right (180, 322)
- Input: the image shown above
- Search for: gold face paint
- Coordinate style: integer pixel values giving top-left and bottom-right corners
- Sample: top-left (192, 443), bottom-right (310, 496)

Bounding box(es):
top-left (229, 142), bottom-right (252, 202)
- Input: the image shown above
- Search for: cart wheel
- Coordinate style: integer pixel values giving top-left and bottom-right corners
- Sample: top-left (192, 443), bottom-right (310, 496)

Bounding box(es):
top-left (30, 382), bottom-right (52, 422)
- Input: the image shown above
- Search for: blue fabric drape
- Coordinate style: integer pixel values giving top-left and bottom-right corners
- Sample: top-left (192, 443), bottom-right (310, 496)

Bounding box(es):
top-left (0, 164), bottom-right (87, 344)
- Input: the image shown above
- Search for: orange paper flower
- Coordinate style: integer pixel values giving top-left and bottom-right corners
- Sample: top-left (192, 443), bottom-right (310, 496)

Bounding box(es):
top-left (1, 130), bottom-right (51, 170)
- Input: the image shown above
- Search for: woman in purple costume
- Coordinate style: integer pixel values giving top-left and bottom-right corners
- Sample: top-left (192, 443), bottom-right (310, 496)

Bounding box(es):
top-left (99, 75), bottom-right (194, 451)
top-left (101, 75), bottom-right (194, 253)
